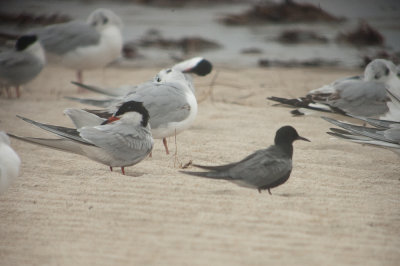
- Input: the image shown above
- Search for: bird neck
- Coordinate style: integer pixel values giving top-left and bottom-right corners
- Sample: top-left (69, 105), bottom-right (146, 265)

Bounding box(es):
top-left (27, 42), bottom-right (46, 64)
top-left (277, 143), bottom-right (294, 158)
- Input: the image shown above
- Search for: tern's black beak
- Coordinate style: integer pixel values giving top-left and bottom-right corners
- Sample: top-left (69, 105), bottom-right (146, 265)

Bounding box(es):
top-left (297, 135), bottom-right (311, 142)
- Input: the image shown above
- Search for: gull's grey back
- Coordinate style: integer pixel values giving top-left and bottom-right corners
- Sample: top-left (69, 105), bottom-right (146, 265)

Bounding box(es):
top-left (35, 21), bottom-right (100, 55)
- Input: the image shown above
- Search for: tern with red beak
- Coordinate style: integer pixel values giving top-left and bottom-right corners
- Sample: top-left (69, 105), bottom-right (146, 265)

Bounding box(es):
top-left (9, 101), bottom-right (153, 175)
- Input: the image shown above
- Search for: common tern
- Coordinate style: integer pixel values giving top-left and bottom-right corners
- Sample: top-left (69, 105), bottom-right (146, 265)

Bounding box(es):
top-left (181, 126), bottom-right (310, 194)
top-left (0, 35), bottom-right (45, 98)
top-left (9, 101), bottom-right (153, 175)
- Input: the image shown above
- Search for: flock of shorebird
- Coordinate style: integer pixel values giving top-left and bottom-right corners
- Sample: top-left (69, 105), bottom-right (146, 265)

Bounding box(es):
top-left (0, 8), bottom-right (398, 196)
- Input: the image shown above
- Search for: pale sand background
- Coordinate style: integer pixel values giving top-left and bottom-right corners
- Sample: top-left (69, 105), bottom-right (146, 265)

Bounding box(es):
top-left (0, 65), bottom-right (399, 265)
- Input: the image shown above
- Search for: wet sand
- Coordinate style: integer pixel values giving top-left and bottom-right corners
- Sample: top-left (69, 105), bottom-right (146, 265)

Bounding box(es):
top-left (0, 65), bottom-right (399, 265)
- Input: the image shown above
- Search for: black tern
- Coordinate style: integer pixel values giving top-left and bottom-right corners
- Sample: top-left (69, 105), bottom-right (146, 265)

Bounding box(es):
top-left (181, 126), bottom-right (310, 194)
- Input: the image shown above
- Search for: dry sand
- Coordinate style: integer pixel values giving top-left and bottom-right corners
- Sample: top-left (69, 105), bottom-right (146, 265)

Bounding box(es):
top-left (0, 65), bottom-right (399, 266)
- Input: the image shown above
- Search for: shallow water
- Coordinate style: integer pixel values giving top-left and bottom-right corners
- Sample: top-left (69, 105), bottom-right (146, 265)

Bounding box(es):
top-left (2, 0), bottom-right (400, 68)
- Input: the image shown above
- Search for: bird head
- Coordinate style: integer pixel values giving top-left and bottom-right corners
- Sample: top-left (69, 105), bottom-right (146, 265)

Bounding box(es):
top-left (274, 126), bottom-right (310, 146)
top-left (102, 101), bottom-right (150, 127)
top-left (87, 8), bottom-right (123, 31)
top-left (364, 59), bottom-right (397, 82)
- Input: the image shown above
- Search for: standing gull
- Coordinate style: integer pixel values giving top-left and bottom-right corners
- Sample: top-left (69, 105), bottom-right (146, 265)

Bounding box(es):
top-left (0, 35), bottom-right (45, 98)
top-left (32, 8), bottom-right (123, 84)
top-left (9, 101), bottom-right (153, 175)
top-left (181, 126), bottom-right (310, 194)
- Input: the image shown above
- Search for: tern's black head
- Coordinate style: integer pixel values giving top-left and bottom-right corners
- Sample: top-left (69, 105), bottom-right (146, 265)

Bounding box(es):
top-left (15, 35), bottom-right (37, 51)
top-left (274, 126), bottom-right (310, 146)
top-left (184, 59), bottom-right (213, 76)
top-left (115, 101), bottom-right (150, 127)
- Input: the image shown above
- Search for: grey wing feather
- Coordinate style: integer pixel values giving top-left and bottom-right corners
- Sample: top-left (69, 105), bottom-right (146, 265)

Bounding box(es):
top-left (71, 81), bottom-right (122, 97)
top-left (227, 147), bottom-right (292, 188)
top-left (327, 131), bottom-right (400, 152)
top-left (192, 150), bottom-right (267, 172)
top-left (384, 128), bottom-right (400, 143)
top-left (322, 117), bottom-right (396, 144)
top-left (180, 170), bottom-right (233, 180)
top-left (79, 122), bottom-right (153, 160)
top-left (0, 51), bottom-right (44, 84)
top-left (64, 108), bottom-right (105, 128)
top-left (346, 114), bottom-right (399, 129)
top-left (325, 80), bottom-right (388, 116)
top-left (8, 134), bottom-right (86, 156)
top-left (64, 96), bottom-right (116, 108)
top-left (16, 115), bottom-right (93, 145)
top-left (123, 82), bottom-right (191, 128)
top-left (34, 21), bottom-right (100, 54)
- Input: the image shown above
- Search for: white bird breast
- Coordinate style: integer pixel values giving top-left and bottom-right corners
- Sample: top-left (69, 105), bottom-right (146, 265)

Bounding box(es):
top-left (61, 25), bottom-right (122, 70)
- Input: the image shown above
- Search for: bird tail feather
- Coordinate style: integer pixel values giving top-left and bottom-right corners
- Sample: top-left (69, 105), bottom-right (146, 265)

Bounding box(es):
top-left (8, 134), bottom-right (84, 155)
top-left (71, 81), bottom-right (119, 97)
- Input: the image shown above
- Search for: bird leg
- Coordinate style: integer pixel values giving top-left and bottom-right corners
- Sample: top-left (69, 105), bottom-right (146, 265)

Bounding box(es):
top-left (163, 138), bottom-right (170, 154)
top-left (109, 166), bottom-right (113, 172)
top-left (121, 167), bottom-right (125, 175)
top-left (15, 86), bottom-right (21, 98)
top-left (5, 86), bottom-right (11, 98)
top-left (76, 70), bottom-right (85, 93)
top-left (77, 70), bottom-right (83, 83)
top-left (268, 189), bottom-right (272, 195)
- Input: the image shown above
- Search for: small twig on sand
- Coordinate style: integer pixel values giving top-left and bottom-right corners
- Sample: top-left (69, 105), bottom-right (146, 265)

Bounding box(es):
top-left (197, 69), bottom-right (219, 103)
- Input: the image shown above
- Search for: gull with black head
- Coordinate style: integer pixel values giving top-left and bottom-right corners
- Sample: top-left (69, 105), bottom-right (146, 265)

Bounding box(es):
top-left (0, 35), bottom-right (45, 98)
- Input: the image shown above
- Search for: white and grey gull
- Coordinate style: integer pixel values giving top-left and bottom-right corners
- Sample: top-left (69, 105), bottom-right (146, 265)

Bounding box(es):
top-left (0, 35), bottom-right (46, 98)
top-left (268, 59), bottom-right (399, 119)
top-left (31, 8), bottom-right (123, 85)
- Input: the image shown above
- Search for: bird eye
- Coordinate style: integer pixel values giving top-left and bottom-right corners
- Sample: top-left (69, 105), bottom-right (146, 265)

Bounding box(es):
top-left (103, 17), bottom-right (108, 24)
top-left (166, 69), bottom-right (172, 73)
top-left (384, 67), bottom-right (389, 76)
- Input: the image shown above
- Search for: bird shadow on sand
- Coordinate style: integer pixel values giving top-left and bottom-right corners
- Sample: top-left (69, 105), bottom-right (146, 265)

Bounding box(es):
top-left (124, 171), bottom-right (147, 178)
top-left (274, 192), bottom-right (307, 197)
top-left (211, 189), bottom-right (238, 195)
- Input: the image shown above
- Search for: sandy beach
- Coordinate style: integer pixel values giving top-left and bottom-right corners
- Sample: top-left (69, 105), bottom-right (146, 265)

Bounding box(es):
top-left (0, 64), bottom-right (399, 265)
